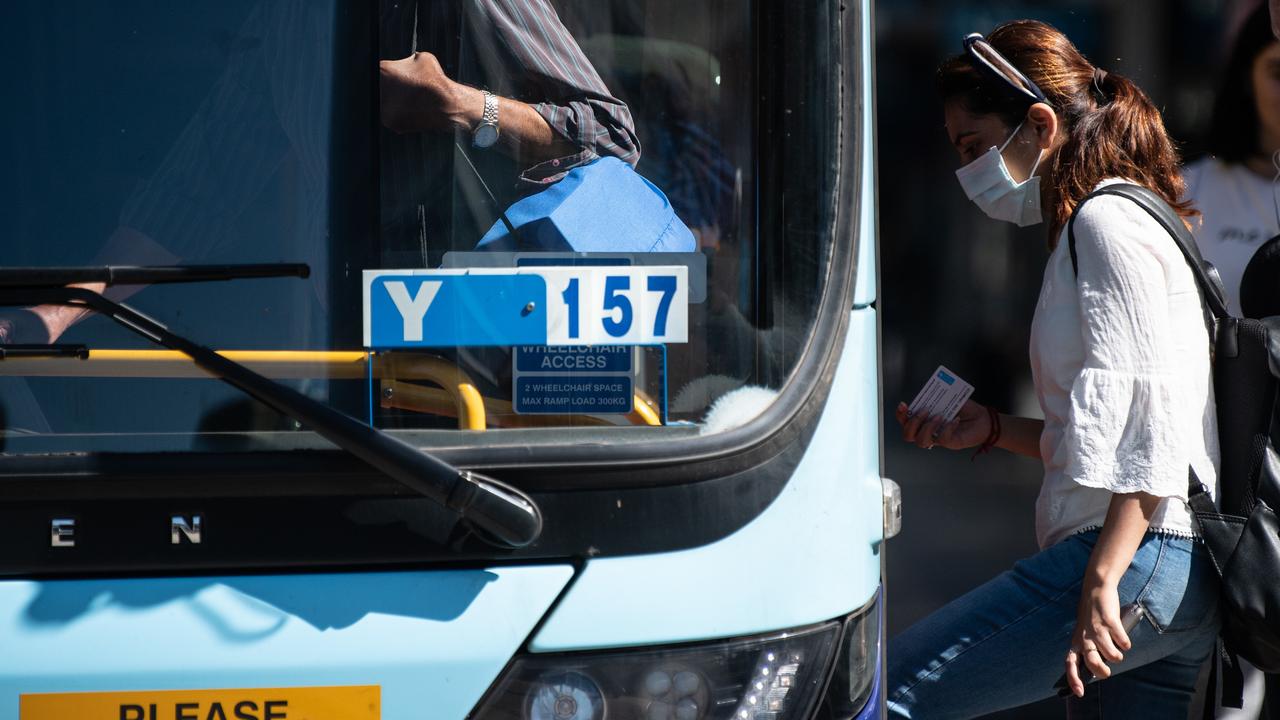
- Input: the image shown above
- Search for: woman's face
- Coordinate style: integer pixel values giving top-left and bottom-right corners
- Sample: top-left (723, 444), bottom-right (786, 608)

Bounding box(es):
top-left (943, 101), bottom-right (1045, 182)
top-left (1252, 41), bottom-right (1280, 155)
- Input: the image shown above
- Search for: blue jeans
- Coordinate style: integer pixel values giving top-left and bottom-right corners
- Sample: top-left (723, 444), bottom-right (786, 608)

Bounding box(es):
top-left (887, 530), bottom-right (1219, 719)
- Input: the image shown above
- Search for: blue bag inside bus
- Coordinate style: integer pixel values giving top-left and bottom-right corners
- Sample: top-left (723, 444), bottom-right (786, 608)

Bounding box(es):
top-left (474, 156), bottom-right (697, 253)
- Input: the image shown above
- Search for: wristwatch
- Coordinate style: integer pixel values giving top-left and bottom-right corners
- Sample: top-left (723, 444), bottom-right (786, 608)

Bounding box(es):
top-left (472, 90), bottom-right (499, 149)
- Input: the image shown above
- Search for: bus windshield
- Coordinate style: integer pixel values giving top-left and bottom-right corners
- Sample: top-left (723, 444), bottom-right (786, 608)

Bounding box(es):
top-left (0, 0), bottom-right (841, 456)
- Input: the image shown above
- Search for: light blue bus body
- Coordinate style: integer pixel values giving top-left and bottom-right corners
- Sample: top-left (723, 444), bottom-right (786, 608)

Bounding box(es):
top-left (0, 313), bottom-right (881, 718)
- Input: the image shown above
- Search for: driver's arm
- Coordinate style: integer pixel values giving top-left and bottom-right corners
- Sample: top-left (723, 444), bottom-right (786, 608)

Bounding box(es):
top-left (379, 0), bottom-right (639, 185)
top-left (379, 51), bottom-right (578, 163)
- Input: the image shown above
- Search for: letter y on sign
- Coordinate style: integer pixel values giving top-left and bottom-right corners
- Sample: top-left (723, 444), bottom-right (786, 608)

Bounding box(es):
top-left (384, 280), bottom-right (441, 342)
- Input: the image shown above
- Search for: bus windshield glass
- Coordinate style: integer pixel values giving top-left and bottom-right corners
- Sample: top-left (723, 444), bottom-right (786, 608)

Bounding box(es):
top-left (0, 0), bottom-right (841, 455)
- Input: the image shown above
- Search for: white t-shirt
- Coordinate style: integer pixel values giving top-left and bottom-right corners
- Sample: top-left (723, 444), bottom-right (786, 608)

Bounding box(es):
top-left (1183, 156), bottom-right (1280, 314)
top-left (1028, 179), bottom-right (1220, 549)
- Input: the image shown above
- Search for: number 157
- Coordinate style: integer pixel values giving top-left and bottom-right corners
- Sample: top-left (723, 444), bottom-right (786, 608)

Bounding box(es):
top-left (560, 274), bottom-right (679, 341)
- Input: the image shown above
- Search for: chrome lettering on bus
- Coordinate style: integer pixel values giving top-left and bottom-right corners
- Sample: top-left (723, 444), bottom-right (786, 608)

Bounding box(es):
top-left (45, 515), bottom-right (211, 547)
top-left (171, 515), bottom-right (203, 545)
top-left (50, 518), bottom-right (76, 548)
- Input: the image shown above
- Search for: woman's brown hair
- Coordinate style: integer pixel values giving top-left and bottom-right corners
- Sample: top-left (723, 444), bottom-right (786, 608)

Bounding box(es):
top-left (937, 20), bottom-right (1196, 241)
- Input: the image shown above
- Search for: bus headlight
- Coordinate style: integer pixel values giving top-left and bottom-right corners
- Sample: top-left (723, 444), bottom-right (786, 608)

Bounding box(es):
top-left (470, 622), bottom-right (840, 720)
top-left (826, 596), bottom-right (882, 716)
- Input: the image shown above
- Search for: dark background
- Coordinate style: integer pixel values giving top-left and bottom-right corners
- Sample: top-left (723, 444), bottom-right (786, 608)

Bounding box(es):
top-left (876, 0), bottom-right (1263, 716)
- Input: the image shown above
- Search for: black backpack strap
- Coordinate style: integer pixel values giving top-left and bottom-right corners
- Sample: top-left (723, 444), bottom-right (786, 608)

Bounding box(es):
top-left (1067, 183), bottom-right (1230, 319)
top-left (1187, 467), bottom-right (1216, 515)
top-left (1221, 642), bottom-right (1246, 710)
top-left (1201, 640), bottom-right (1248, 717)
top-left (1188, 468), bottom-right (1247, 714)
top-left (1186, 466), bottom-right (1232, 578)
top-left (1204, 647), bottom-right (1217, 719)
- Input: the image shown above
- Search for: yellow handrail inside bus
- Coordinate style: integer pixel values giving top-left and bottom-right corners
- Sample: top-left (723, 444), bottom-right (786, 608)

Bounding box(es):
top-left (381, 379), bottom-right (662, 429)
top-left (0, 349), bottom-right (486, 429)
top-left (375, 355), bottom-right (487, 431)
top-left (0, 349), bottom-right (371, 379)
top-left (0, 349), bottom-right (660, 430)
top-left (630, 391), bottom-right (662, 426)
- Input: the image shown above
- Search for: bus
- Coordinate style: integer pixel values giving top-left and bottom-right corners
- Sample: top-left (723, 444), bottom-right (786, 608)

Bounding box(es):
top-left (0, 1), bottom-right (892, 718)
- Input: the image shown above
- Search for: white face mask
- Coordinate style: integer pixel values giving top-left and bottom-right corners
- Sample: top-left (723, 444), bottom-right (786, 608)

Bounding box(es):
top-left (954, 119), bottom-right (1046, 227)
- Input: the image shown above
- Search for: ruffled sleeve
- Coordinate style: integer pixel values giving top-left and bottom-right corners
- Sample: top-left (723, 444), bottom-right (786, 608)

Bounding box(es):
top-left (1061, 194), bottom-right (1197, 498)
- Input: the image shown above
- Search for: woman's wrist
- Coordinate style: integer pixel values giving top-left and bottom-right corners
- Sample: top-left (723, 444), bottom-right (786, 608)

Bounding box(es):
top-left (988, 411), bottom-right (1007, 450)
top-left (970, 406), bottom-right (1002, 459)
top-left (1084, 565), bottom-right (1122, 590)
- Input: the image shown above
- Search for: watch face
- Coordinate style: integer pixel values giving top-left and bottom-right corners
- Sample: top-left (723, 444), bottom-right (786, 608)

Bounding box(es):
top-left (473, 123), bottom-right (499, 149)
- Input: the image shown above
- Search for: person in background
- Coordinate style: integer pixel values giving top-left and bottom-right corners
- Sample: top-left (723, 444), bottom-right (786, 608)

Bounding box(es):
top-left (889, 20), bottom-right (1220, 718)
top-left (1184, 4), bottom-right (1280, 717)
top-left (1185, 3), bottom-right (1280, 316)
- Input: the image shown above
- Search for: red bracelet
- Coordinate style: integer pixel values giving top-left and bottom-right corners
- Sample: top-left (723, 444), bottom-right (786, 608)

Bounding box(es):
top-left (971, 405), bottom-right (1001, 461)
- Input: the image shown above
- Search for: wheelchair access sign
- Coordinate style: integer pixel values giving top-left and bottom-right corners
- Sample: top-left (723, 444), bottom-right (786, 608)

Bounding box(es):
top-left (511, 344), bottom-right (635, 414)
top-left (363, 267), bottom-right (688, 348)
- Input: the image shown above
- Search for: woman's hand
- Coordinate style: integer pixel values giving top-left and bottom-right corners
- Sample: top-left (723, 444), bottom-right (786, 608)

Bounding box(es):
top-left (894, 399), bottom-right (991, 451)
top-left (1064, 579), bottom-right (1131, 697)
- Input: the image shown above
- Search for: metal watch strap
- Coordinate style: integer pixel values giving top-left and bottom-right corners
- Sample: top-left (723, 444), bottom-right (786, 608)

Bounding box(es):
top-left (471, 90), bottom-right (500, 149)
top-left (481, 90), bottom-right (498, 126)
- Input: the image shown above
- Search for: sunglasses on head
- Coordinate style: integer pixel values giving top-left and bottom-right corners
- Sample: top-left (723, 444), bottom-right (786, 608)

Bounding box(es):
top-left (963, 32), bottom-right (1050, 107)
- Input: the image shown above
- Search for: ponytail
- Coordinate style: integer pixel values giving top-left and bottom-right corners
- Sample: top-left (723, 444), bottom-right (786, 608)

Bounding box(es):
top-left (1048, 65), bottom-right (1196, 238)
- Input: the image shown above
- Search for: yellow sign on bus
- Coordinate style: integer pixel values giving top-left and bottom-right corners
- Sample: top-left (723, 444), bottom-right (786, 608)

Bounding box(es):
top-left (20, 685), bottom-right (380, 720)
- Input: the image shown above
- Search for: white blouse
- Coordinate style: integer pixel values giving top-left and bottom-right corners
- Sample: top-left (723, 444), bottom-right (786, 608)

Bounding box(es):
top-left (1028, 179), bottom-right (1220, 549)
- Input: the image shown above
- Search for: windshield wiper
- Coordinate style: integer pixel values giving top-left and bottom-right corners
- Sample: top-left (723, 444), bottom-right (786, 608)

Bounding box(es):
top-left (0, 344), bottom-right (89, 359)
top-left (0, 264), bottom-right (542, 549)
top-left (0, 263), bottom-right (313, 288)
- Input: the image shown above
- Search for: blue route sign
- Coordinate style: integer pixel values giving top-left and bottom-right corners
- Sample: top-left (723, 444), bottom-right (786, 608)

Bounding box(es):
top-left (365, 274), bottom-right (547, 348)
top-left (364, 267), bottom-right (688, 348)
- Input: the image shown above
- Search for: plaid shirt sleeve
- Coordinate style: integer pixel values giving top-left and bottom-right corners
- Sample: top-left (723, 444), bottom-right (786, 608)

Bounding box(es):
top-left (475, 0), bottom-right (641, 185)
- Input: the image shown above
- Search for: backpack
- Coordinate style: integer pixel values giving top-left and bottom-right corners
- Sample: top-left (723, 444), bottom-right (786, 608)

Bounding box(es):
top-left (1068, 183), bottom-right (1280, 708)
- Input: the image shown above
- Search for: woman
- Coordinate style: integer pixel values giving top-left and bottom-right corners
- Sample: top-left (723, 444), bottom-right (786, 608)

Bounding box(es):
top-left (1185, 3), bottom-right (1280, 318)
top-left (888, 20), bottom-right (1220, 718)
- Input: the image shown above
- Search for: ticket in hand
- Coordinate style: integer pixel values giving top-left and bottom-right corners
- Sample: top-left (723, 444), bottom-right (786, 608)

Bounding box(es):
top-left (907, 365), bottom-right (974, 423)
